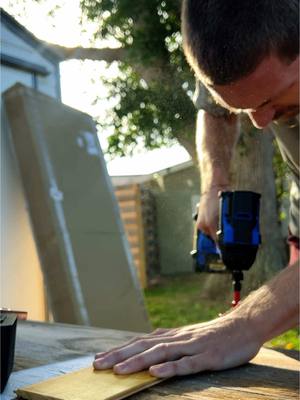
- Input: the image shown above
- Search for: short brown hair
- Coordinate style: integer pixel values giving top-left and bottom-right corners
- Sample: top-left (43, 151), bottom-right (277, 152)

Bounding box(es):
top-left (182, 0), bottom-right (299, 85)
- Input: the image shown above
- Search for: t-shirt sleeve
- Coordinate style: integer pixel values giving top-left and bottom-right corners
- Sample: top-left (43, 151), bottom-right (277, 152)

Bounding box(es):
top-left (193, 80), bottom-right (231, 117)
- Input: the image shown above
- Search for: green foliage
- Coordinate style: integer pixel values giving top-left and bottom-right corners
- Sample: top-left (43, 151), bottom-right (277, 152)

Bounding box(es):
top-left (273, 139), bottom-right (290, 202)
top-left (267, 328), bottom-right (300, 351)
top-left (80, 0), bottom-right (196, 156)
top-left (81, 0), bottom-right (181, 62)
top-left (144, 274), bottom-right (228, 328)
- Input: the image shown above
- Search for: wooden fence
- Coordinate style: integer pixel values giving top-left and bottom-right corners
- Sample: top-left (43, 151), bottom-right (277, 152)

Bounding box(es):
top-left (114, 184), bottom-right (159, 288)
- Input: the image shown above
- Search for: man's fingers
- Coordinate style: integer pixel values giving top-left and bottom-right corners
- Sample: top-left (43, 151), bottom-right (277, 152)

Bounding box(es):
top-left (94, 329), bottom-right (173, 360)
top-left (113, 341), bottom-right (193, 374)
top-left (93, 336), bottom-right (183, 370)
top-left (94, 341), bottom-right (146, 369)
top-left (152, 327), bottom-right (174, 335)
top-left (94, 343), bottom-right (132, 360)
top-left (149, 353), bottom-right (210, 378)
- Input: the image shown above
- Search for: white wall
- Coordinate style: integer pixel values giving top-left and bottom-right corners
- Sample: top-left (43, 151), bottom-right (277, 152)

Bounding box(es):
top-left (1, 23), bottom-right (60, 321)
top-left (1, 110), bottom-right (47, 320)
top-left (1, 24), bottom-right (59, 98)
top-left (1, 65), bottom-right (33, 92)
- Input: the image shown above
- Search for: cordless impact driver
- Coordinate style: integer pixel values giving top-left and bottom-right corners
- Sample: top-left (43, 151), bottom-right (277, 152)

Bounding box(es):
top-left (191, 190), bottom-right (261, 306)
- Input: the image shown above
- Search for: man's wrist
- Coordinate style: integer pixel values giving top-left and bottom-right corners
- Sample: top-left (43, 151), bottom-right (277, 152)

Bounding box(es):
top-left (199, 165), bottom-right (231, 194)
top-left (222, 305), bottom-right (265, 348)
top-left (201, 183), bottom-right (230, 196)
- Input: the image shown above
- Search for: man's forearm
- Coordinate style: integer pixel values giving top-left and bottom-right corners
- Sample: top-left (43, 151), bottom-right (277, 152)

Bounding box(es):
top-left (196, 110), bottom-right (239, 192)
top-left (233, 262), bottom-right (299, 344)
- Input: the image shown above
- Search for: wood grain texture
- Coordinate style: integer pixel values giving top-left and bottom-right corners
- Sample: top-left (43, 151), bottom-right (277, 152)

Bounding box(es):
top-left (15, 368), bottom-right (161, 400)
top-left (14, 321), bottom-right (136, 371)
top-left (15, 321), bottom-right (299, 399)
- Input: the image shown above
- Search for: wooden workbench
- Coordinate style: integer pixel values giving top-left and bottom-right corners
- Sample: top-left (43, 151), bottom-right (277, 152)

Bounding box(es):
top-left (13, 320), bottom-right (299, 399)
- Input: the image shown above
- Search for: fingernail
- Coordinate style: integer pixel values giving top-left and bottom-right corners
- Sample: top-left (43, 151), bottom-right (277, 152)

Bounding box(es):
top-left (94, 359), bottom-right (110, 369)
top-left (94, 353), bottom-right (104, 360)
top-left (114, 363), bottom-right (128, 373)
top-left (150, 366), bottom-right (169, 377)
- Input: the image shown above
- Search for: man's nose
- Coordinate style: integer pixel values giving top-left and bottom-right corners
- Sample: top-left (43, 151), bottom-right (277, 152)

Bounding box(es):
top-left (248, 108), bottom-right (276, 129)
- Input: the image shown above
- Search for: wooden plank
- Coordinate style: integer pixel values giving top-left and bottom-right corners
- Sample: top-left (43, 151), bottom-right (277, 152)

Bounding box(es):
top-left (119, 199), bottom-right (136, 207)
top-left (127, 236), bottom-right (139, 246)
top-left (120, 211), bottom-right (138, 220)
top-left (115, 184), bottom-right (158, 288)
top-left (115, 184), bottom-right (148, 288)
top-left (252, 346), bottom-right (299, 371)
top-left (124, 222), bottom-right (139, 230)
top-left (115, 184), bottom-right (138, 192)
top-left (133, 257), bottom-right (141, 266)
top-left (120, 210), bottom-right (137, 221)
top-left (134, 185), bottom-right (147, 289)
top-left (131, 247), bottom-right (140, 257)
top-left (126, 228), bottom-right (139, 236)
top-left (124, 227), bottom-right (139, 238)
top-left (15, 368), bottom-right (162, 400)
top-left (115, 188), bottom-right (138, 200)
top-left (119, 207), bottom-right (137, 215)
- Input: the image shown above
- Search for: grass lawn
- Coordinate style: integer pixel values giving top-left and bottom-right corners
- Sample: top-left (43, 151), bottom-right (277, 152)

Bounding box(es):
top-left (144, 273), bottom-right (299, 351)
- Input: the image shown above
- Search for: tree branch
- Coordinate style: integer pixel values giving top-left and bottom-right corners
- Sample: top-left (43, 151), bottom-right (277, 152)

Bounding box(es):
top-left (42, 40), bottom-right (168, 84)
top-left (46, 43), bottom-right (128, 62)
top-left (175, 128), bottom-right (197, 163)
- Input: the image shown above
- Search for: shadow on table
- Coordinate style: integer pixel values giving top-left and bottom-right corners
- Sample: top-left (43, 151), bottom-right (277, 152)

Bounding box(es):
top-left (271, 348), bottom-right (299, 361)
top-left (137, 363), bottom-right (299, 399)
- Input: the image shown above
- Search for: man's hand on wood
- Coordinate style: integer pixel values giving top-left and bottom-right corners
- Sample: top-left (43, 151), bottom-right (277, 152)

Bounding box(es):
top-left (93, 314), bottom-right (262, 378)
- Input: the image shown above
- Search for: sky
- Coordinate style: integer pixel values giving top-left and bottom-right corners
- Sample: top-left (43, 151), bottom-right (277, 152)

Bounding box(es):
top-left (2, 0), bottom-right (191, 176)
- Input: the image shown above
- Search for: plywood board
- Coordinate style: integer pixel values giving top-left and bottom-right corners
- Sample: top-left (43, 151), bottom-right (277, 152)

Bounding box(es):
top-left (15, 368), bottom-right (162, 400)
top-left (3, 83), bottom-right (150, 332)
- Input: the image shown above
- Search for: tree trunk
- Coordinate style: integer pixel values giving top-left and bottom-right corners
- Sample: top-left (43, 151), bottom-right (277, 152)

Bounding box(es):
top-left (175, 126), bottom-right (197, 163)
top-left (46, 43), bottom-right (127, 62)
top-left (232, 119), bottom-right (287, 291)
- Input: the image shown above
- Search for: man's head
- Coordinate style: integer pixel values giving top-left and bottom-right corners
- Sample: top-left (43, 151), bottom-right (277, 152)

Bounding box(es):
top-left (182, 0), bottom-right (299, 128)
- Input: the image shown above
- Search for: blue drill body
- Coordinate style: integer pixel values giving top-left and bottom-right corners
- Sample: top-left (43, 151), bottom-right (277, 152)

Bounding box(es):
top-left (194, 232), bottom-right (224, 272)
top-left (217, 191), bottom-right (261, 271)
top-left (192, 191), bottom-right (261, 304)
